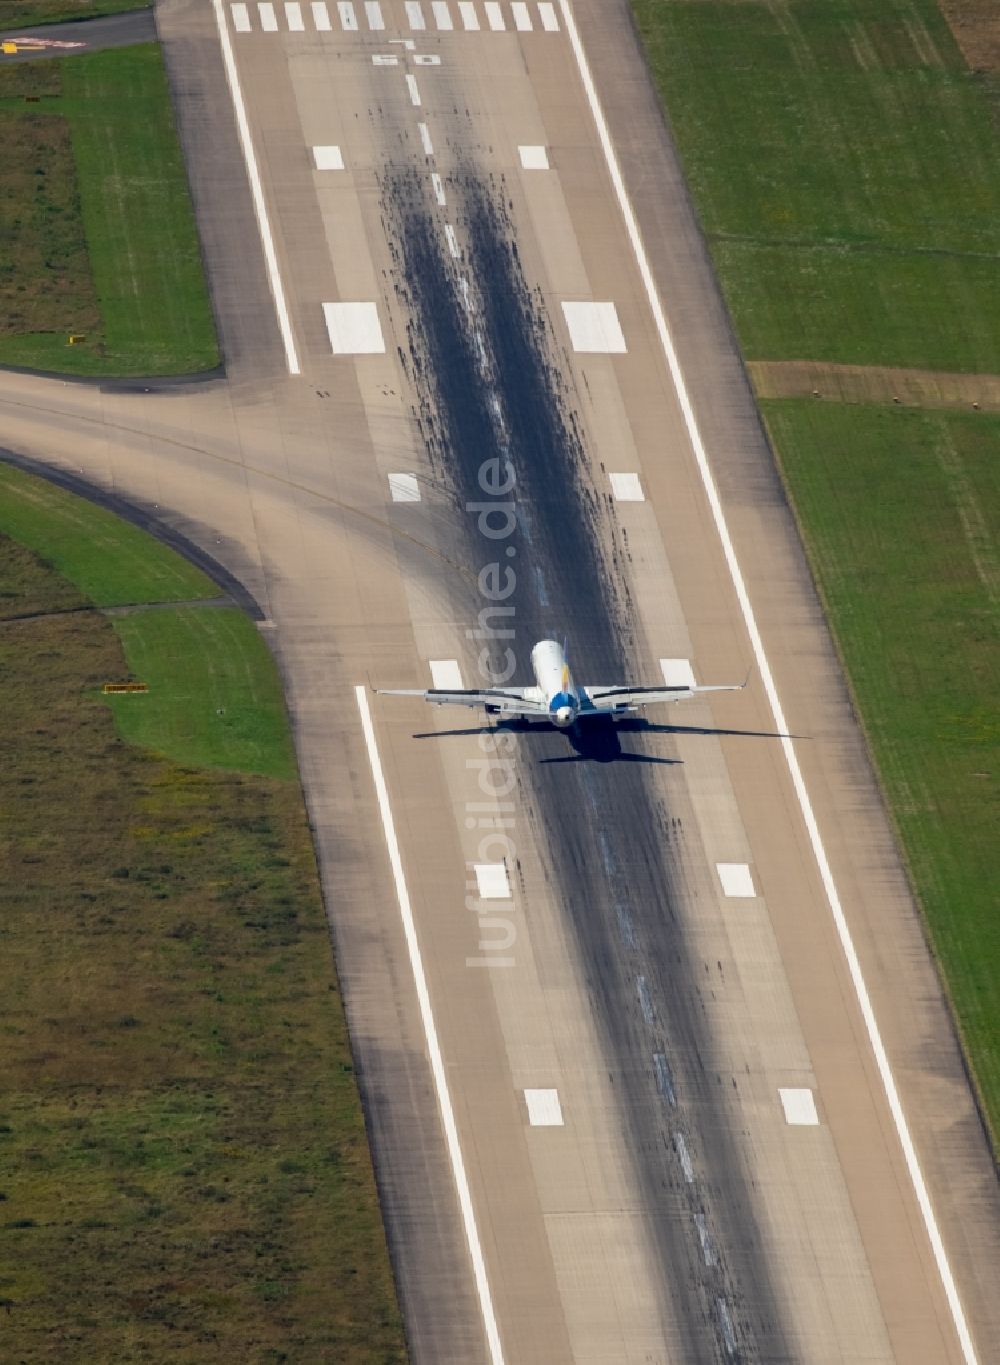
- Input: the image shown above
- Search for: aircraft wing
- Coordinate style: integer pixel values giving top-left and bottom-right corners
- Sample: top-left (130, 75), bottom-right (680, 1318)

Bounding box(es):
top-left (583, 682), bottom-right (746, 711)
top-left (375, 687), bottom-right (548, 717)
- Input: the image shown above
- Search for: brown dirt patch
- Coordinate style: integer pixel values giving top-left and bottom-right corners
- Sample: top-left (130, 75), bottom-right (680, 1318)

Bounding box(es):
top-left (748, 359), bottom-right (1000, 412)
top-left (937, 0), bottom-right (1000, 71)
top-left (0, 109), bottom-right (99, 337)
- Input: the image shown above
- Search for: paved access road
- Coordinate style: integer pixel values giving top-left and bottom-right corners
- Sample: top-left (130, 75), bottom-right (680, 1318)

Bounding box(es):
top-left (0, 8), bottom-right (156, 60)
top-left (2, 1), bottom-right (999, 1361)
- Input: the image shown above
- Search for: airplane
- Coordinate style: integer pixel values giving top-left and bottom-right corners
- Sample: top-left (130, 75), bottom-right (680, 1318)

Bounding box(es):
top-left (376, 638), bottom-right (747, 729)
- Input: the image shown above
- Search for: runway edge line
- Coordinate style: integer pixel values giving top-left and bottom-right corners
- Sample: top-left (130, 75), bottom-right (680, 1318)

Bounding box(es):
top-left (210, 0), bottom-right (302, 374)
top-left (557, 2), bottom-right (978, 1360)
top-left (354, 686), bottom-right (505, 1365)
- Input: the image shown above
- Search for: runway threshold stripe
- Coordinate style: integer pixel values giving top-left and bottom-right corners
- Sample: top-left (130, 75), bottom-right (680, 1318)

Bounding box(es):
top-left (458, 1), bottom-right (479, 30)
top-left (338, 0), bottom-right (358, 28)
top-left (312, 0), bottom-right (331, 26)
top-left (285, 1), bottom-right (304, 29)
top-left (365, 0), bottom-right (384, 26)
top-left (231, 1), bottom-right (251, 29)
top-left (211, 0), bottom-right (300, 372)
top-left (484, 2), bottom-right (505, 30)
top-left (537, 1), bottom-right (558, 31)
top-left (557, 3), bottom-right (979, 1359)
top-left (512, 1), bottom-right (532, 30)
top-left (355, 687), bottom-right (505, 1363)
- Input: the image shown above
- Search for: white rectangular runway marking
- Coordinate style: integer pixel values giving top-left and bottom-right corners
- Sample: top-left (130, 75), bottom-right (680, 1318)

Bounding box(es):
top-left (418, 121), bottom-right (433, 154)
top-left (779, 1088), bottom-right (820, 1126)
top-left (484, 2), bottom-right (505, 29)
top-left (660, 658), bottom-right (696, 689)
top-left (372, 52), bottom-right (397, 63)
top-left (537, 1), bottom-right (558, 30)
top-left (364, 0), bottom-right (384, 25)
top-left (512, 1), bottom-right (532, 29)
top-left (518, 144), bottom-right (548, 170)
top-left (285, 1), bottom-right (304, 28)
top-left (609, 472), bottom-right (644, 502)
top-left (524, 1089), bottom-right (563, 1126)
top-left (337, 0), bottom-right (358, 27)
top-left (445, 224), bottom-right (460, 258)
top-left (212, 0), bottom-right (300, 372)
top-left (405, 0), bottom-right (426, 28)
top-left (431, 172), bottom-right (446, 204)
top-left (231, 2), bottom-right (251, 29)
top-left (312, 144), bottom-right (344, 169)
top-left (257, 1), bottom-right (278, 29)
top-left (323, 301), bottom-right (385, 354)
top-left (389, 473), bottom-right (421, 502)
top-left (430, 658), bottom-right (464, 689)
top-left (475, 863), bottom-right (511, 900)
top-left (717, 862), bottom-right (756, 898)
top-left (558, 8), bottom-right (979, 1357)
top-left (562, 300), bottom-right (627, 353)
top-left (673, 1131), bottom-right (694, 1182)
top-left (406, 73), bottom-right (421, 105)
top-left (311, 0), bottom-right (331, 26)
top-left (458, 0), bottom-right (479, 27)
top-left (354, 687), bottom-right (504, 1364)
top-left (432, 0), bottom-right (453, 27)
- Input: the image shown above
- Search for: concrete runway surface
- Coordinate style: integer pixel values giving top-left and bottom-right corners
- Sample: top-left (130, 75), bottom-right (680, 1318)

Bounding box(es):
top-left (2, 1), bottom-right (999, 1360)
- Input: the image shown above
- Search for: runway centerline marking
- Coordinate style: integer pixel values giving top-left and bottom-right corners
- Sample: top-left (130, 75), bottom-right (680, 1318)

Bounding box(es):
top-left (418, 121), bottom-right (434, 154)
top-left (431, 171), bottom-right (446, 204)
top-left (355, 687), bottom-right (504, 1364)
top-left (406, 72), bottom-right (422, 105)
top-left (211, 0), bottom-right (301, 373)
top-left (559, 3), bottom-right (978, 1358)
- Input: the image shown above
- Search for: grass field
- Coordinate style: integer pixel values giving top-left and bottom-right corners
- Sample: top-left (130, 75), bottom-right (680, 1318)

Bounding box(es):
top-left (631, 0), bottom-right (1000, 372)
top-left (0, 462), bottom-right (213, 605)
top-left (0, 467), bottom-right (406, 1359)
top-left (762, 400), bottom-right (1000, 1134)
top-left (0, 45), bottom-right (219, 376)
top-left (631, 0), bottom-right (1000, 1146)
top-left (0, 0), bottom-right (150, 31)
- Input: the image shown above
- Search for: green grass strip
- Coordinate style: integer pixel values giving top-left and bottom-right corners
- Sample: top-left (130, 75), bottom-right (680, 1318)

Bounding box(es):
top-left (631, 0), bottom-right (1000, 372)
top-left (0, 511), bottom-right (406, 1361)
top-left (107, 607), bottom-right (298, 779)
top-left (0, 462), bottom-right (214, 605)
top-left (0, 44), bottom-right (218, 376)
top-left (0, 0), bottom-right (149, 26)
top-left (762, 400), bottom-right (1000, 1138)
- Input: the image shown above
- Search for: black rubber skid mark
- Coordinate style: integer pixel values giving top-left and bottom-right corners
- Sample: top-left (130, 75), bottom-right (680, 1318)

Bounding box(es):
top-left (382, 162), bottom-right (792, 1363)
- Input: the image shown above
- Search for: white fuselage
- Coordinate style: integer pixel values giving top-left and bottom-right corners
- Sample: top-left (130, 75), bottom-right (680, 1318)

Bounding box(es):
top-left (531, 638), bottom-right (579, 727)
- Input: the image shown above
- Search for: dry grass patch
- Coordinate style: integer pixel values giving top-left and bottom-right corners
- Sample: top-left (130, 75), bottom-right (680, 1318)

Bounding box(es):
top-left (0, 109), bottom-right (99, 339)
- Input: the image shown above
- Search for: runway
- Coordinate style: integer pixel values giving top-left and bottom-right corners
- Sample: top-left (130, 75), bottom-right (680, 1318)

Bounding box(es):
top-left (2, 0), bottom-right (999, 1360)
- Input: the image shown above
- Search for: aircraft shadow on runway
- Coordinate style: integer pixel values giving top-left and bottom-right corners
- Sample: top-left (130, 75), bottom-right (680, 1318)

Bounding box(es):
top-left (409, 716), bottom-right (799, 766)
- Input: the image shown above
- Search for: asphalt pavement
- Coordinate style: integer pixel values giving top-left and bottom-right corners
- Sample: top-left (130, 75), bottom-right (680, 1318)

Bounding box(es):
top-left (1, 0), bottom-right (998, 1360)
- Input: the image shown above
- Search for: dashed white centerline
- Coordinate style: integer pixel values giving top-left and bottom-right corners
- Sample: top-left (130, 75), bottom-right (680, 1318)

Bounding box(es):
top-left (406, 73), bottom-right (422, 106)
top-left (431, 172), bottom-right (446, 204)
top-left (355, 687), bottom-right (504, 1364)
top-left (211, 0), bottom-right (300, 373)
top-left (673, 1131), bottom-right (694, 1183)
top-left (418, 121), bottom-right (434, 155)
top-left (559, 4), bottom-right (978, 1359)
top-left (445, 224), bottom-right (461, 258)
